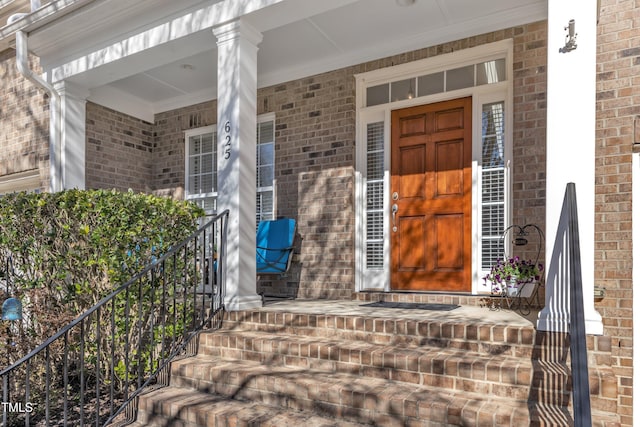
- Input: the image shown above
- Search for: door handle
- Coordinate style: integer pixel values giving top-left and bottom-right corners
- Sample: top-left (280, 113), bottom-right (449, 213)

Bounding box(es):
top-left (392, 203), bottom-right (398, 232)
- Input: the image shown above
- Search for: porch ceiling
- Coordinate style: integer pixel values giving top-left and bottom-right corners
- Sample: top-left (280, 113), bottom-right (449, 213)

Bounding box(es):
top-left (15, 0), bottom-right (547, 119)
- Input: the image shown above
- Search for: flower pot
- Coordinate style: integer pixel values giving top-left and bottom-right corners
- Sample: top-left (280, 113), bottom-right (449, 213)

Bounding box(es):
top-left (506, 281), bottom-right (520, 297)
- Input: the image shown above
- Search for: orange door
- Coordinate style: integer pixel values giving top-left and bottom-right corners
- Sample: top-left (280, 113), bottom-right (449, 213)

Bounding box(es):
top-left (390, 97), bottom-right (472, 291)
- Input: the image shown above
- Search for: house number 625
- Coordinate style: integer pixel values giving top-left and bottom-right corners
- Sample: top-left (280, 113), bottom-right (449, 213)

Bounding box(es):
top-left (223, 120), bottom-right (232, 160)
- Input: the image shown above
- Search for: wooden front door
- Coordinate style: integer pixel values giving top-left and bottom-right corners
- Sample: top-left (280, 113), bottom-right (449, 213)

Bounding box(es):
top-left (390, 97), bottom-right (472, 291)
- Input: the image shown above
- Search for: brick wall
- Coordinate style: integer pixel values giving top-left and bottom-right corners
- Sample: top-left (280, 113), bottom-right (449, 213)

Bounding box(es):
top-left (595, 1), bottom-right (636, 425)
top-left (256, 71), bottom-right (356, 298)
top-left (511, 22), bottom-right (548, 256)
top-left (0, 49), bottom-right (49, 190)
top-left (85, 102), bottom-right (154, 193)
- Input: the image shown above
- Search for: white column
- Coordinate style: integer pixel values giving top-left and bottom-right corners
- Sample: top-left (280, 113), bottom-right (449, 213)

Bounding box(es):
top-left (213, 19), bottom-right (263, 311)
top-left (537, 0), bottom-right (603, 334)
top-left (55, 81), bottom-right (88, 190)
top-left (633, 149), bottom-right (640, 425)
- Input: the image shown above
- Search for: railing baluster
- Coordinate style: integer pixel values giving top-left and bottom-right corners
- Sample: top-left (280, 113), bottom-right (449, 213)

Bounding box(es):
top-left (566, 183), bottom-right (592, 426)
top-left (136, 276), bottom-right (144, 390)
top-left (63, 330), bottom-right (69, 425)
top-left (172, 252), bottom-right (178, 353)
top-left (182, 248), bottom-right (188, 342)
top-left (149, 264), bottom-right (157, 379)
top-left (161, 258), bottom-right (168, 373)
top-left (124, 286), bottom-right (131, 402)
top-left (24, 359), bottom-right (30, 427)
top-left (96, 307), bottom-right (101, 427)
top-left (109, 298), bottom-right (116, 418)
top-left (45, 346), bottom-right (50, 424)
top-left (80, 319), bottom-right (85, 427)
top-left (3, 373), bottom-right (8, 426)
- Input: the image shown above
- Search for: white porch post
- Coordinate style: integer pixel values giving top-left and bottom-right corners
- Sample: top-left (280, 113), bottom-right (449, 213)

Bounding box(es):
top-left (55, 81), bottom-right (88, 190)
top-left (537, 0), bottom-right (603, 334)
top-left (213, 19), bottom-right (263, 311)
top-left (633, 148), bottom-right (640, 423)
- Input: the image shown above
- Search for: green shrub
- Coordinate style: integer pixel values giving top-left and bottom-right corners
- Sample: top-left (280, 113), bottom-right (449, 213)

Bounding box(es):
top-left (0, 189), bottom-right (204, 365)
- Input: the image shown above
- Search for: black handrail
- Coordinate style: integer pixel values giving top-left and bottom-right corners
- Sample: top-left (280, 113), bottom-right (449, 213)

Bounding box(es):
top-left (566, 183), bottom-right (592, 425)
top-left (0, 209), bottom-right (229, 426)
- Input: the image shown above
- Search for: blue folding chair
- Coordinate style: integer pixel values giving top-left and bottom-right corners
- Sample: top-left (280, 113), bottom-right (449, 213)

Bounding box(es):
top-left (256, 218), bottom-right (296, 275)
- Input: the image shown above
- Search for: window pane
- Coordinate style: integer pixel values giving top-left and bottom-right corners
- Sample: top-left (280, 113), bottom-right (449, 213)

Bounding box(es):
top-left (367, 151), bottom-right (384, 180)
top-left (482, 238), bottom-right (503, 270)
top-left (258, 121), bottom-right (274, 144)
top-left (367, 122), bottom-right (384, 152)
top-left (258, 143), bottom-right (274, 166)
top-left (480, 101), bottom-right (506, 272)
top-left (418, 72), bottom-right (444, 97)
top-left (201, 134), bottom-right (214, 153)
top-left (390, 78), bottom-right (416, 102)
top-left (482, 103), bottom-right (505, 167)
top-left (482, 169), bottom-right (504, 203)
top-left (190, 175), bottom-right (200, 194)
top-left (366, 242), bottom-right (384, 269)
top-left (189, 136), bottom-right (201, 155)
top-left (367, 181), bottom-right (384, 209)
top-left (257, 165), bottom-right (274, 187)
top-left (256, 191), bottom-right (273, 222)
top-left (367, 84), bottom-right (389, 107)
top-left (446, 65), bottom-right (475, 91)
top-left (476, 59), bottom-right (506, 85)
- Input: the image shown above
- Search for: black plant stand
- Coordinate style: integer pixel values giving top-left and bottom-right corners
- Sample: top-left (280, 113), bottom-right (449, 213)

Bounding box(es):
top-left (492, 223), bottom-right (545, 315)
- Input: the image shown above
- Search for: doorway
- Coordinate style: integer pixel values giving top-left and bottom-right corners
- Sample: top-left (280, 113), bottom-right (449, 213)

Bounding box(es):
top-left (390, 97), bottom-right (472, 291)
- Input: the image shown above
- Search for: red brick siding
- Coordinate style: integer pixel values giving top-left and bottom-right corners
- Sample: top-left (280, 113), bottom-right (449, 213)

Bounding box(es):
top-left (596, 1), bottom-right (636, 425)
top-left (85, 102), bottom-right (154, 193)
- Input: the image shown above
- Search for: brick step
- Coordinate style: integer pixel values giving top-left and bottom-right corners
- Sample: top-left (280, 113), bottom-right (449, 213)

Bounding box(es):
top-left (199, 329), bottom-right (569, 401)
top-left (222, 310), bottom-right (538, 358)
top-left (353, 291), bottom-right (501, 307)
top-left (169, 355), bottom-right (539, 425)
top-left (131, 386), bottom-right (369, 427)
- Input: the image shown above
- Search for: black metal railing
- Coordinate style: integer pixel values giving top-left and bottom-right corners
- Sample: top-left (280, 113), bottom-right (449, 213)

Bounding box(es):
top-left (565, 183), bottom-right (592, 425)
top-left (0, 210), bottom-right (228, 426)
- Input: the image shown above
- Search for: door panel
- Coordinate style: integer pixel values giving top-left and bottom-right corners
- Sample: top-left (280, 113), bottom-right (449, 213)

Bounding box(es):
top-left (435, 214), bottom-right (464, 270)
top-left (397, 216), bottom-right (426, 270)
top-left (399, 145), bottom-right (426, 199)
top-left (435, 140), bottom-right (464, 196)
top-left (391, 97), bottom-right (472, 292)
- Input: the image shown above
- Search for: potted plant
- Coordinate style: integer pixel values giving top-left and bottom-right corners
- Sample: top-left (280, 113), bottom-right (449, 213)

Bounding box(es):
top-left (484, 256), bottom-right (543, 297)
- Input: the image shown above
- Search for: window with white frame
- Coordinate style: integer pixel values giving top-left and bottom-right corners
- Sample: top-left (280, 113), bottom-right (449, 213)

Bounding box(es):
top-left (185, 114), bottom-right (275, 222)
top-left (256, 118), bottom-right (275, 223)
top-left (365, 121), bottom-right (385, 269)
top-left (185, 126), bottom-right (217, 213)
top-left (480, 101), bottom-right (506, 269)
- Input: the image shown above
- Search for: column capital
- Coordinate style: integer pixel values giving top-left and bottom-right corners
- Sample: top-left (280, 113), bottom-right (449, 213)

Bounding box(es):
top-left (54, 80), bottom-right (90, 100)
top-left (213, 18), bottom-right (263, 46)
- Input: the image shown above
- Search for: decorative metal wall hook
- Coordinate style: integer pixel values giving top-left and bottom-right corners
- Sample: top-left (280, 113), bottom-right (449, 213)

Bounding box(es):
top-left (560, 19), bottom-right (578, 53)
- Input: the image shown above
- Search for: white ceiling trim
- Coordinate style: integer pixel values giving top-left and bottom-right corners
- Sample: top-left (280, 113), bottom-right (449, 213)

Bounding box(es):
top-left (257, 2), bottom-right (546, 90)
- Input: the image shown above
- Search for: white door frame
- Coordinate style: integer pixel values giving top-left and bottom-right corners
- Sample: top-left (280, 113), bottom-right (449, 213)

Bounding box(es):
top-left (354, 40), bottom-right (513, 294)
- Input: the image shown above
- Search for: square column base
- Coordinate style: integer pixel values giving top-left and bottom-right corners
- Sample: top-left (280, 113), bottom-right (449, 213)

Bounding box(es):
top-left (224, 294), bottom-right (263, 311)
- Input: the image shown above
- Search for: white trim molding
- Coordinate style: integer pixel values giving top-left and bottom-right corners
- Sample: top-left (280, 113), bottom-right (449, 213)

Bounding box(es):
top-left (632, 148), bottom-right (639, 420)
